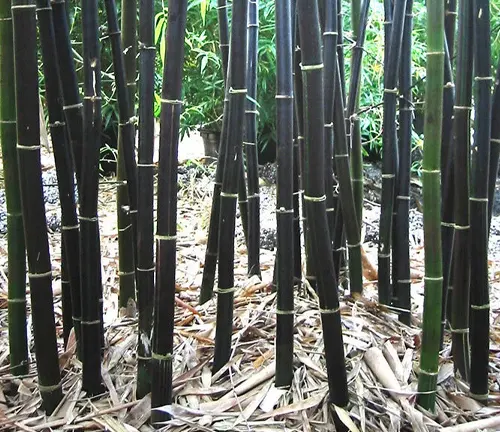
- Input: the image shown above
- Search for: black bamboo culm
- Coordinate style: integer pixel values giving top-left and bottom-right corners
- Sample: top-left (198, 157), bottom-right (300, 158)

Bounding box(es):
top-left (199, 0), bottom-right (235, 304)
top-left (440, 39), bottom-right (455, 344)
top-left (103, 0), bottom-right (139, 309)
top-left (469, 0), bottom-right (492, 401)
top-left (393, 0), bottom-right (413, 325)
top-left (275, 0), bottom-right (294, 389)
top-left (336, 0), bottom-right (345, 101)
top-left (322, 0), bottom-right (337, 251)
top-left (445, 0), bottom-right (457, 60)
top-left (136, 0), bottom-right (156, 399)
top-left (51, 0), bottom-right (83, 187)
top-left (36, 0), bottom-right (81, 352)
top-left (297, 0), bottom-right (349, 412)
top-left (348, 0), bottom-right (369, 228)
top-left (378, 0), bottom-right (407, 305)
top-left (11, 0), bottom-right (63, 413)
top-left (150, 0), bottom-right (188, 423)
top-left (244, 0), bottom-right (261, 277)
top-left (488, 60), bottom-right (500, 230)
top-left (213, 0), bottom-right (249, 373)
top-left (80, 0), bottom-right (104, 395)
top-left (0, 0), bottom-right (28, 376)
top-left (450, 0), bottom-right (473, 382)
top-left (116, 0), bottom-right (138, 310)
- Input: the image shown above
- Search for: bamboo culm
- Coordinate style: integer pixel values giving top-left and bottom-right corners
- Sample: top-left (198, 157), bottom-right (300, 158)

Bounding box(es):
top-left (275, 0), bottom-right (294, 388)
top-left (116, 0), bottom-right (138, 310)
top-left (378, 0), bottom-right (407, 305)
top-left (12, 0), bottom-right (63, 412)
top-left (36, 0), bottom-right (81, 354)
top-left (417, 0), bottom-right (445, 412)
top-left (80, 0), bottom-right (104, 395)
top-left (213, 0), bottom-right (249, 373)
top-left (150, 0), bottom-right (188, 423)
top-left (469, 0), bottom-right (492, 401)
top-left (0, 0), bottom-right (28, 377)
top-left (450, 0), bottom-right (473, 383)
top-left (136, 0), bottom-right (156, 399)
top-left (297, 0), bottom-right (349, 411)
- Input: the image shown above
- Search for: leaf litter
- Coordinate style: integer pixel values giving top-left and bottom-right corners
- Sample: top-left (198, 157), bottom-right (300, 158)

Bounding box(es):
top-left (0, 157), bottom-right (499, 431)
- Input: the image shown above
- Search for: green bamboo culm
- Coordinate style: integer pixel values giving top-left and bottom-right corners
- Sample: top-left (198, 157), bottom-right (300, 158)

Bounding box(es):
top-left (469, 0), bottom-right (492, 402)
top-left (150, 0), bottom-right (188, 424)
top-left (36, 0), bottom-right (81, 351)
top-left (11, 0), bottom-right (63, 413)
top-left (416, 0), bottom-right (445, 413)
top-left (296, 0), bottom-right (348, 413)
top-left (116, 0), bottom-right (137, 310)
top-left (136, 0), bottom-right (155, 399)
top-left (80, 0), bottom-right (104, 395)
top-left (0, 0), bottom-right (28, 377)
top-left (275, 0), bottom-right (294, 389)
top-left (450, 0), bottom-right (473, 382)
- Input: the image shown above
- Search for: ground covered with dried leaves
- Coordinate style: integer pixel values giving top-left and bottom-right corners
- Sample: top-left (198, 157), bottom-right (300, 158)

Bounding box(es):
top-left (0, 145), bottom-right (500, 431)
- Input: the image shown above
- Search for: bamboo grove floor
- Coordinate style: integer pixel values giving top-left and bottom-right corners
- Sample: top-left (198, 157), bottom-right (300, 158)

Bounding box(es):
top-left (0, 143), bottom-right (500, 431)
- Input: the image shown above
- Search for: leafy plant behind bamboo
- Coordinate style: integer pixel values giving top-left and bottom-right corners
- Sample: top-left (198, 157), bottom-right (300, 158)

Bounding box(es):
top-left (297, 0), bottom-right (348, 411)
top-left (469, 0), bottom-right (492, 401)
top-left (213, 0), bottom-right (249, 373)
top-left (36, 0), bottom-right (81, 353)
top-left (393, 0), bottom-right (413, 325)
top-left (0, 0), bottom-right (28, 377)
top-left (275, 0), bottom-right (294, 389)
top-left (151, 0), bottom-right (188, 422)
top-left (378, 0), bottom-right (407, 305)
top-left (245, 0), bottom-right (261, 277)
top-left (116, 0), bottom-right (138, 310)
top-left (136, 0), bottom-right (156, 399)
top-left (417, 0), bottom-right (445, 413)
top-left (80, 0), bottom-right (104, 395)
top-left (450, 0), bottom-right (473, 382)
top-left (11, 0), bottom-right (63, 412)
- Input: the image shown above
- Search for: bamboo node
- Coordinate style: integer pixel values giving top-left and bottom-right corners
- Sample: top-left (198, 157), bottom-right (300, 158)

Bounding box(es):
top-left (297, 136), bottom-right (305, 140)
top-left (27, 271), bottom-right (52, 279)
top-left (418, 368), bottom-right (438, 377)
top-left (347, 242), bottom-right (361, 248)
top-left (454, 224), bottom-right (470, 230)
top-left (248, 193), bottom-right (259, 199)
top-left (444, 82), bottom-right (455, 88)
top-left (160, 98), bottom-right (183, 105)
top-left (137, 355), bottom-right (152, 360)
top-left (155, 234), bottom-right (177, 241)
top-left (38, 382), bottom-right (63, 392)
top-left (137, 163), bottom-right (156, 167)
top-left (118, 271), bottom-right (135, 277)
top-left (16, 144), bottom-right (41, 151)
top-left (335, 153), bottom-right (349, 158)
top-left (323, 31), bottom-right (338, 36)
top-left (214, 287), bottom-right (237, 294)
top-left (470, 197), bottom-right (488, 202)
top-left (441, 221), bottom-right (455, 228)
top-left (220, 192), bottom-right (238, 198)
top-left (319, 307), bottom-right (340, 314)
top-left (137, 267), bottom-right (155, 272)
top-left (276, 207), bottom-right (294, 214)
top-left (11, 4), bottom-right (36, 9)
top-left (49, 121), bottom-right (66, 128)
top-left (475, 76), bottom-right (493, 81)
top-left (151, 352), bottom-right (173, 361)
top-left (79, 216), bottom-right (98, 222)
top-left (378, 252), bottom-right (391, 258)
top-left (396, 279), bottom-right (412, 284)
top-left (245, 110), bottom-right (259, 115)
top-left (454, 105), bottom-right (472, 110)
top-left (63, 102), bottom-right (83, 110)
top-left (229, 87), bottom-right (247, 94)
top-left (81, 319), bottom-right (101, 325)
top-left (381, 174), bottom-right (395, 179)
top-left (491, 138), bottom-right (500, 144)
top-left (469, 392), bottom-right (489, 401)
top-left (303, 194), bottom-right (326, 202)
top-left (0, 120), bottom-right (16, 124)
top-left (449, 325), bottom-right (469, 334)
top-left (118, 224), bottom-right (132, 233)
top-left (62, 224), bottom-right (79, 231)
top-left (293, 191), bottom-right (302, 196)
top-left (396, 195), bottom-right (410, 200)
top-left (324, 123), bottom-right (333, 128)
top-left (470, 303), bottom-right (490, 310)
top-left (275, 95), bottom-right (293, 99)
top-left (238, 199), bottom-right (248, 204)
top-left (0, 17), bottom-right (12, 21)
top-left (276, 309), bottom-right (294, 315)
top-left (427, 51), bottom-right (445, 56)
top-left (7, 298), bottom-right (27, 304)
top-left (326, 208), bottom-right (334, 212)
top-left (424, 276), bottom-right (443, 282)
top-left (384, 87), bottom-right (398, 94)
top-left (300, 63), bottom-right (324, 71)
top-left (243, 141), bottom-right (256, 146)
top-left (421, 169), bottom-right (440, 174)
top-left (247, 24), bottom-right (259, 28)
